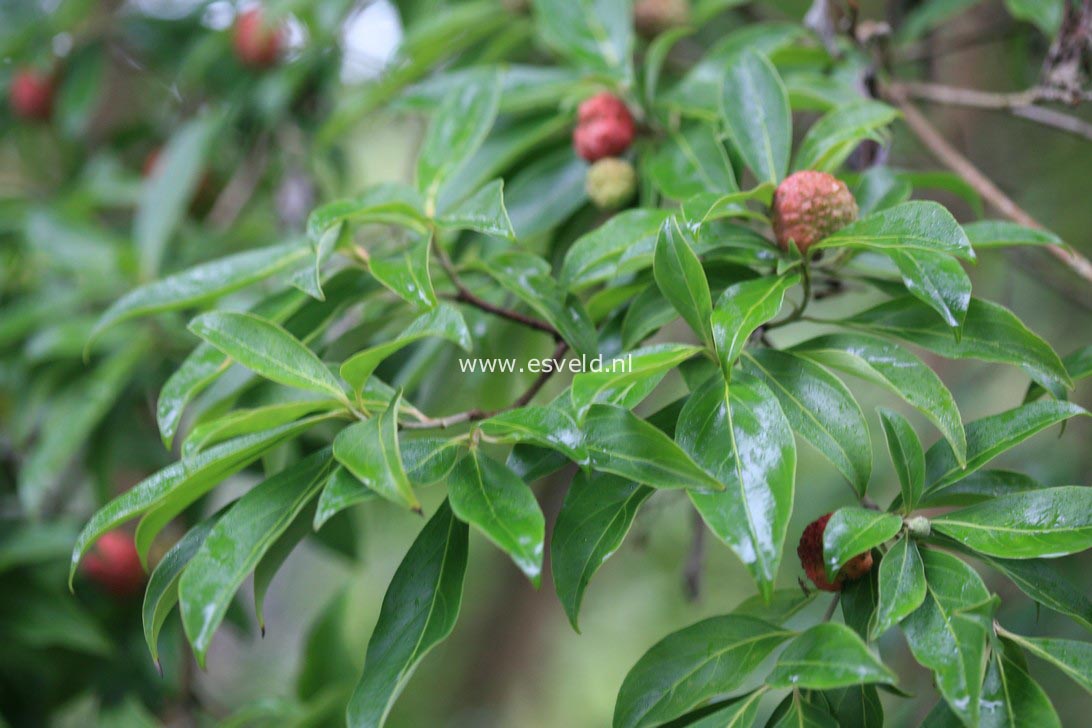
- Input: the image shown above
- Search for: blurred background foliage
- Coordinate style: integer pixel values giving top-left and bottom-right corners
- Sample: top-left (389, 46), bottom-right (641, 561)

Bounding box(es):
top-left (0, 0), bottom-right (1089, 726)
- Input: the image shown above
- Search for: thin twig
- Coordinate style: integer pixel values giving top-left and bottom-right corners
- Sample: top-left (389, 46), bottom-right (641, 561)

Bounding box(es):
top-left (883, 85), bottom-right (1092, 285)
top-left (822, 594), bottom-right (841, 622)
top-left (207, 135), bottom-right (270, 231)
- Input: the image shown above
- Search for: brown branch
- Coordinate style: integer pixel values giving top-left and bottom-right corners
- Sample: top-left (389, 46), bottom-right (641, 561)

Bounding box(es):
top-left (883, 85), bottom-right (1092, 285)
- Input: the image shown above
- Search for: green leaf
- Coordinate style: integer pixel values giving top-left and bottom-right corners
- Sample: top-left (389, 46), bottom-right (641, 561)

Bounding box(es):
top-left (963, 220), bottom-right (1063, 249)
top-left (792, 333), bottom-right (967, 464)
top-left (794, 101), bottom-right (899, 173)
top-left (479, 406), bottom-right (588, 464)
top-left (135, 112), bottom-right (220, 278)
top-left (254, 500), bottom-right (317, 633)
top-left (189, 311), bottom-right (346, 401)
top-left (532, 0), bottom-right (633, 82)
top-left (561, 209), bottom-right (672, 291)
top-left (472, 251), bottom-right (598, 355)
top-left (647, 124), bottom-right (737, 200)
top-left (505, 149), bottom-right (588, 238)
top-left (711, 274), bottom-right (798, 371)
top-left (142, 512), bottom-right (219, 666)
top-left (0, 521), bottom-right (79, 574)
top-left (402, 437), bottom-right (462, 486)
top-left (730, 589), bottom-right (817, 624)
top-left (90, 241), bottom-right (309, 341)
top-left (980, 637), bottom-right (1062, 728)
top-left (368, 235), bottom-right (438, 311)
top-left (878, 408), bottom-right (926, 511)
top-left (340, 304), bottom-right (472, 392)
top-left (769, 692), bottom-right (839, 728)
top-left (841, 565), bottom-right (880, 641)
top-left (919, 469), bottom-right (1044, 508)
top-left (70, 418), bottom-right (321, 586)
top-left (1003, 0), bottom-right (1064, 34)
top-left (179, 451), bottom-right (333, 666)
top-left (719, 49), bottom-right (791, 184)
top-left (333, 391), bottom-right (419, 512)
top-left (613, 615), bottom-right (792, 728)
top-left (447, 449), bottom-right (545, 585)
top-left (742, 349), bottom-right (871, 495)
top-left (994, 626), bottom-right (1092, 694)
top-left (435, 178), bottom-right (515, 239)
top-left (306, 183), bottom-right (428, 242)
top-left (1026, 344), bottom-right (1092, 402)
top-left (676, 372), bottom-right (796, 599)
top-left (844, 296), bottom-right (1072, 394)
top-left (313, 466), bottom-right (376, 531)
top-left (417, 70), bottom-right (502, 212)
top-left (665, 690), bottom-right (766, 728)
top-left (570, 343), bottom-right (702, 417)
top-left (902, 549), bottom-right (993, 726)
top-left (872, 537), bottom-right (927, 639)
top-left (827, 684), bottom-right (885, 728)
top-left (767, 623), bottom-right (897, 689)
top-left (583, 404), bottom-right (723, 492)
top-left (182, 398), bottom-right (342, 462)
top-left (19, 339), bottom-right (147, 514)
top-left (346, 500), bottom-right (468, 727)
top-left (653, 217), bottom-right (715, 349)
top-left (551, 471), bottom-right (652, 631)
top-left (814, 201), bottom-right (975, 260)
top-left (886, 248), bottom-right (972, 331)
top-left (974, 553), bottom-right (1092, 631)
top-left (822, 508), bottom-right (902, 580)
top-left (924, 400), bottom-right (1087, 490)
top-left (933, 486), bottom-right (1092, 559)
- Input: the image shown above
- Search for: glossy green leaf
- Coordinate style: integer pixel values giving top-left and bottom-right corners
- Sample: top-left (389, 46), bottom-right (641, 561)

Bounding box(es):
top-left (681, 183), bottom-right (775, 225)
top-left (417, 70), bottom-right (502, 211)
top-left (333, 392), bottom-right (419, 512)
top-left (878, 407), bottom-right (926, 511)
top-left (91, 241), bottom-right (309, 341)
top-left (0, 521), bottom-right (79, 574)
top-left (182, 398), bottom-right (342, 462)
top-left (189, 311), bottom-right (346, 401)
top-left (886, 248), bottom-right (972, 331)
top-left (435, 178), bottom-right (515, 239)
top-left (924, 400), bottom-right (1087, 490)
top-left (742, 349), bottom-right (871, 495)
top-left (963, 220), bottom-right (1063, 249)
top-left (841, 565), bottom-right (881, 641)
top-left (844, 296), bottom-right (1072, 393)
top-left (872, 537), bottom-right (926, 639)
top-left (135, 112), bottom-right (220, 277)
top-left (346, 500), bottom-right (468, 727)
top-left (994, 627), bottom-right (1092, 694)
top-left (816, 201), bottom-right (974, 261)
top-left (179, 451), bottom-right (333, 666)
top-left (142, 512), bottom-right (219, 666)
top-left (447, 449), bottom-right (545, 585)
top-left (570, 343), bottom-right (702, 416)
top-left (479, 406), bottom-right (588, 464)
top-left (504, 148), bottom-right (588, 238)
top-left (584, 404), bottom-right (723, 492)
top-left (974, 552), bottom-right (1092, 631)
top-left (665, 689), bottom-right (766, 728)
top-left (902, 549), bottom-right (993, 726)
top-left (792, 333), bottom-right (966, 464)
top-left (551, 471), bottom-right (652, 630)
top-left (719, 49), bottom-right (791, 184)
top-left (253, 500), bottom-right (316, 633)
top-left (979, 637), bottom-right (1062, 728)
top-left (1025, 344), bottom-right (1092, 402)
top-left (827, 685), bottom-right (885, 728)
top-left (919, 469), bottom-right (1043, 507)
top-left (313, 466), bottom-right (376, 531)
top-left (793, 101), bottom-right (898, 172)
top-left (730, 589), bottom-right (817, 624)
top-left (306, 183), bottom-right (428, 241)
top-left (340, 304), bottom-right (472, 392)
top-left (368, 235), bottom-right (438, 311)
top-left (822, 508), bottom-right (902, 580)
top-left (933, 486), bottom-right (1092, 559)
top-left (769, 692), bottom-right (840, 728)
top-left (621, 286), bottom-right (680, 350)
top-left (402, 437), bottom-right (462, 486)
top-left (676, 372), bottom-right (796, 599)
top-left (561, 209), bottom-right (672, 291)
top-left (767, 623), bottom-right (897, 689)
top-left (647, 124), bottom-right (737, 200)
top-left (653, 217), bottom-right (715, 348)
top-left (532, 0), bottom-right (633, 82)
top-left (1003, 0), bottom-right (1064, 34)
top-left (711, 274), bottom-right (798, 371)
top-left (613, 615), bottom-right (792, 728)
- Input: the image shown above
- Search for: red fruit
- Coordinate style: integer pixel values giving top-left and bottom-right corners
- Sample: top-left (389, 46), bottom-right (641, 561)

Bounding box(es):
top-left (573, 92), bottom-right (635, 162)
top-left (83, 531), bottom-right (145, 597)
top-left (771, 170), bottom-right (859, 254)
top-left (233, 7), bottom-right (283, 69)
top-left (9, 68), bottom-right (54, 121)
top-left (797, 513), bottom-right (874, 592)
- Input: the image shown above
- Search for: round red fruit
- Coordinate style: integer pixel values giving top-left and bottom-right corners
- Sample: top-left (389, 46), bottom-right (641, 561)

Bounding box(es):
top-left (9, 68), bottom-right (54, 121)
top-left (573, 92), bottom-right (635, 162)
top-left (233, 7), bottom-right (284, 69)
top-left (797, 512), bottom-right (874, 592)
top-left (83, 531), bottom-right (145, 597)
top-left (771, 170), bottom-right (858, 254)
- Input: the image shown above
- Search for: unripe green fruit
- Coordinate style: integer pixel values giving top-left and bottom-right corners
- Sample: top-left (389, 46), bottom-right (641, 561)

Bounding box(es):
top-left (585, 158), bottom-right (637, 210)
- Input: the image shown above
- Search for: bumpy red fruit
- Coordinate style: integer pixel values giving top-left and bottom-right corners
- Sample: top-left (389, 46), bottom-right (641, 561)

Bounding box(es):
top-left (9, 68), bottom-right (54, 121)
top-left (797, 513), bottom-right (874, 592)
top-left (634, 0), bottom-right (691, 37)
top-left (83, 531), bottom-right (145, 597)
top-left (771, 170), bottom-right (858, 253)
top-left (573, 92), bottom-right (635, 162)
top-left (233, 7), bottom-right (283, 69)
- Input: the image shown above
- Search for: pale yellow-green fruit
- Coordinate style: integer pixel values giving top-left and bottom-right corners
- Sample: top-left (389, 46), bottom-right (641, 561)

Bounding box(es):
top-left (585, 158), bottom-right (637, 210)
